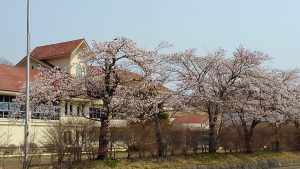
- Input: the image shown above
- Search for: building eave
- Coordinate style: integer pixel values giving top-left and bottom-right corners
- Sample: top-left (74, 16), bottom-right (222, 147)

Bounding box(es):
top-left (15, 56), bottom-right (54, 69)
top-left (0, 90), bottom-right (18, 96)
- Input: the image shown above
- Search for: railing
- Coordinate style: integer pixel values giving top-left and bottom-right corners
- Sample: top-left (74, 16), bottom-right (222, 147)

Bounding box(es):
top-left (0, 102), bottom-right (21, 118)
top-left (0, 102), bottom-right (60, 120)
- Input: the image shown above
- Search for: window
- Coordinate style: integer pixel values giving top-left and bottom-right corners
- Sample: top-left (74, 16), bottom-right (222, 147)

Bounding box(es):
top-left (65, 104), bottom-right (68, 115)
top-left (76, 64), bottom-right (82, 77)
top-left (0, 95), bottom-right (18, 119)
top-left (77, 105), bottom-right (82, 116)
top-left (89, 108), bottom-right (102, 119)
top-left (70, 105), bottom-right (73, 114)
top-left (4, 96), bottom-right (9, 102)
top-left (3, 111), bottom-right (9, 118)
top-left (31, 106), bottom-right (60, 120)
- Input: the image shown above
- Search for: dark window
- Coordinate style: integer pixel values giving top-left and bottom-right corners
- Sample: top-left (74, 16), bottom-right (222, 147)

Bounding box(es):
top-left (3, 111), bottom-right (9, 118)
top-left (70, 105), bottom-right (73, 114)
top-left (0, 95), bottom-right (15, 103)
top-left (89, 108), bottom-right (101, 119)
top-left (65, 104), bottom-right (68, 115)
top-left (55, 107), bottom-right (60, 114)
top-left (4, 96), bottom-right (9, 102)
top-left (9, 96), bottom-right (15, 102)
top-left (77, 105), bottom-right (83, 116)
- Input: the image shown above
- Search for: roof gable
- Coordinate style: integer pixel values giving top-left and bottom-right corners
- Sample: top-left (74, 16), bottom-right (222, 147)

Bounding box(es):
top-left (31, 39), bottom-right (85, 60)
top-left (15, 56), bottom-right (55, 68)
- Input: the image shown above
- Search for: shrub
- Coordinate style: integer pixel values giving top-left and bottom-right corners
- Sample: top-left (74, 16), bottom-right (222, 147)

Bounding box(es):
top-left (103, 158), bottom-right (119, 168)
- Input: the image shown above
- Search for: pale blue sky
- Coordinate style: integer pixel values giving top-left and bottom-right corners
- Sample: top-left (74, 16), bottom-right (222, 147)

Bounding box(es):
top-left (0, 0), bottom-right (299, 69)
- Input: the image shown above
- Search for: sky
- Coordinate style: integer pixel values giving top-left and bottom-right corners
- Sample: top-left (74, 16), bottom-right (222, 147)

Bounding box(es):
top-left (0, 0), bottom-right (300, 69)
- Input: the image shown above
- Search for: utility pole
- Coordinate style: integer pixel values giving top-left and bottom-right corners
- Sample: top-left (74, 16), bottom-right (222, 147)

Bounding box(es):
top-left (24, 0), bottom-right (31, 168)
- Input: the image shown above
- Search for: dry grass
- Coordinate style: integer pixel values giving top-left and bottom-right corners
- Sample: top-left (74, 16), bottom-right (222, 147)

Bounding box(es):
top-left (71, 151), bottom-right (300, 169)
top-left (1, 151), bottom-right (298, 168)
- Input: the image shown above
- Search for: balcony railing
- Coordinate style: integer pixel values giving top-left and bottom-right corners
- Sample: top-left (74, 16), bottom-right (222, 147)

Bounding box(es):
top-left (0, 102), bottom-right (60, 120)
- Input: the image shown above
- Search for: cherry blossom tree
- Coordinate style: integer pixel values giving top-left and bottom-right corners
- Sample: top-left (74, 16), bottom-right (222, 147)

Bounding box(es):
top-left (226, 69), bottom-right (270, 153)
top-left (77, 37), bottom-right (168, 160)
top-left (292, 85), bottom-right (300, 129)
top-left (117, 55), bottom-right (180, 157)
top-left (168, 46), bottom-right (268, 153)
top-left (262, 69), bottom-right (299, 151)
top-left (15, 67), bottom-right (75, 120)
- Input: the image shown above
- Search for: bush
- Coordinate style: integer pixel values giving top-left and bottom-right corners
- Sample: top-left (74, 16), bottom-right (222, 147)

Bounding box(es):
top-left (103, 158), bottom-right (119, 168)
top-left (6, 144), bottom-right (17, 154)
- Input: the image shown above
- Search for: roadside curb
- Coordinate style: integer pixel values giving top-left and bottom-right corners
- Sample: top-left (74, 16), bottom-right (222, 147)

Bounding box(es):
top-left (164, 159), bottom-right (300, 169)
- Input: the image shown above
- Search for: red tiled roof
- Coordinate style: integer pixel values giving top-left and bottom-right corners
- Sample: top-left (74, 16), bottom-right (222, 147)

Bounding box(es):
top-left (0, 64), bottom-right (38, 92)
top-left (172, 115), bottom-right (208, 124)
top-left (88, 68), bottom-right (174, 93)
top-left (118, 71), bottom-right (174, 93)
top-left (31, 39), bottom-right (84, 60)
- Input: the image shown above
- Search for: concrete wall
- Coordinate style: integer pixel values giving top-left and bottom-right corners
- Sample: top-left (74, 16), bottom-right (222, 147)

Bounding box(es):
top-left (0, 117), bottom-right (127, 147)
top-left (0, 119), bottom-right (55, 146)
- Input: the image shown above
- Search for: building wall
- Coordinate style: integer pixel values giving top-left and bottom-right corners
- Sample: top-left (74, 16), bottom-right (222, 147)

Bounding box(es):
top-left (0, 119), bottom-right (55, 146)
top-left (70, 43), bottom-right (87, 76)
top-left (184, 122), bottom-right (209, 130)
top-left (45, 55), bottom-right (70, 71)
top-left (0, 91), bottom-right (127, 147)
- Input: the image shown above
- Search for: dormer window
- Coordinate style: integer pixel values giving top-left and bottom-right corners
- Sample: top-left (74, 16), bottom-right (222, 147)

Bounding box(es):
top-left (76, 64), bottom-right (82, 77)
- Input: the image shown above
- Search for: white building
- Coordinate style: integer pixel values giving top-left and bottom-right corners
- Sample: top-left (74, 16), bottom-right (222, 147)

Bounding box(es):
top-left (0, 39), bottom-right (126, 146)
top-left (171, 114), bottom-right (209, 130)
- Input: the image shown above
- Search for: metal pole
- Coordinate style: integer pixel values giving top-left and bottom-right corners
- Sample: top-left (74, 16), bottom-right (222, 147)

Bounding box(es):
top-left (24, 0), bottom-right (31, 168)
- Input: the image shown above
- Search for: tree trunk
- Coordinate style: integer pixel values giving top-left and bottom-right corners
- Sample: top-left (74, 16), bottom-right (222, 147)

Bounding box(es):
top-left (208, 124), bottom-right (217, 153)
top-left (294, 121), bottom-right (300, 150)
top-left (295, 120), bottom-right (299, 129)
top-left (243, 129), bottom-right (251, 153)
top-left (127, 146), bottom-right (131, 159)
top-left (208, 111), bottom-right (218, 153)
top-left (97, 114), bottom-right (110, 160)
top-left (109, 133), bottom-right (113, 158)
top-left (241, 119), bottom-right (258, 154)
top-left (274, 124), bottom-right (280, 151)
top-left (243, 128), bottom-right (255, 153)
top-left (154, 111), bottom-right (164, 157)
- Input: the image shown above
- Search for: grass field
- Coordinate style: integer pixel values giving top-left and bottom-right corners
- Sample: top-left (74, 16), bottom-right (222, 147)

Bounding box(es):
top-left (1, 151), bottom-right (299, 169)
top-left (70, 151), bottom-right (300, 169)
